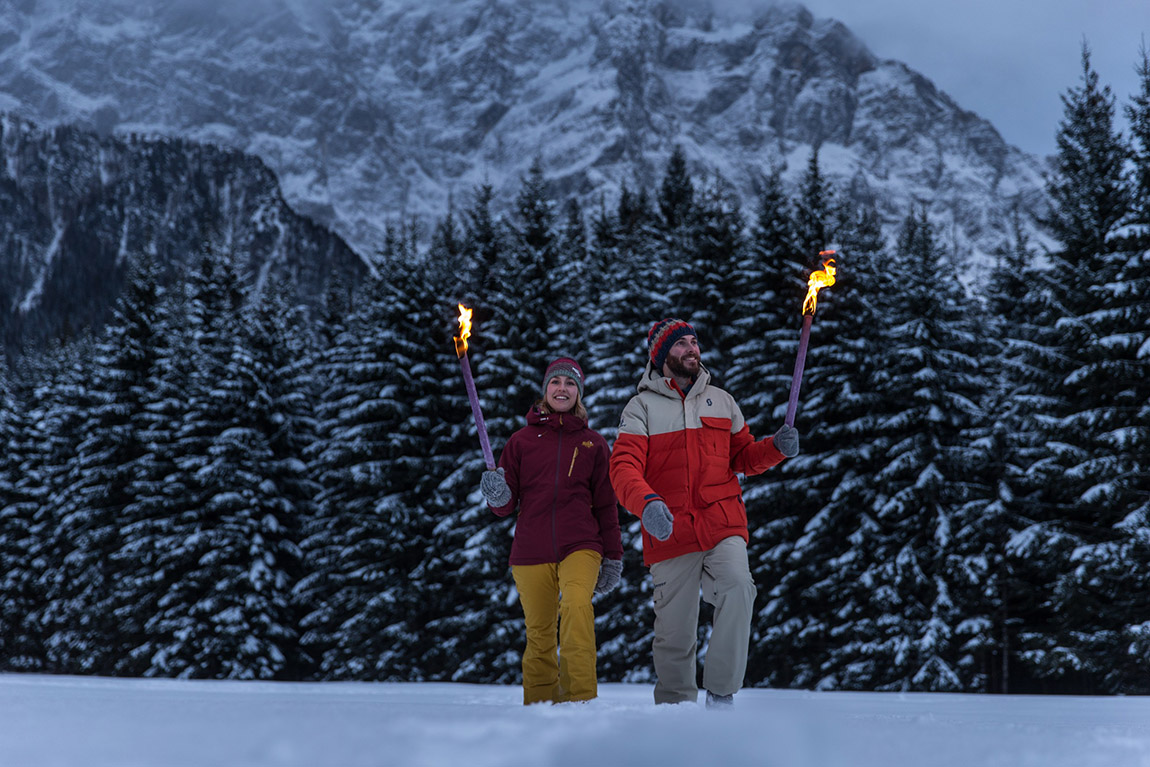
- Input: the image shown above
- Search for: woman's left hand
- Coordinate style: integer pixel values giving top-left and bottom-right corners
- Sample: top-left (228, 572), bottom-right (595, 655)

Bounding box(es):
top-left (594, 559), bottom-right (623, 595)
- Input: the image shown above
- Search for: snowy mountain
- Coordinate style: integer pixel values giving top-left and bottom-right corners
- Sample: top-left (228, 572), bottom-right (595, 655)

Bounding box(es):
top-left (0, 114), bottom-right (361, 352)
top-left (0, 0), bottom-right (1050, 272)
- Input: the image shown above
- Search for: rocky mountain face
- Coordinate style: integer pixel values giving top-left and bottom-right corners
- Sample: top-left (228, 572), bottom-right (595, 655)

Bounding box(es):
top-left (0, 0), bottom-right (1049, 272)
top-left (0, 114), bottom-right (361, 353)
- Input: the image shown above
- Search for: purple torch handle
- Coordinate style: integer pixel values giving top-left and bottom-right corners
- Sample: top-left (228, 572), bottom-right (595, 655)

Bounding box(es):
top-left (784, 313), bottom-right (814, 427)
top-left (459, 352), bottom-right (496, 469)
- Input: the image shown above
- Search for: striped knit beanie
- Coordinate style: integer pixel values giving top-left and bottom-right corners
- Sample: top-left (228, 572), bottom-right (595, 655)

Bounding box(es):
top-left (542, 357), bottom-right (585, 398)
top-left (648, 318), bottom-right (696, 371)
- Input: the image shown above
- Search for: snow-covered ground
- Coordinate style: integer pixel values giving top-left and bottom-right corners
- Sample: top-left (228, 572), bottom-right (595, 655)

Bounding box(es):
top-left (3, 674), bottom-right (1150, 767)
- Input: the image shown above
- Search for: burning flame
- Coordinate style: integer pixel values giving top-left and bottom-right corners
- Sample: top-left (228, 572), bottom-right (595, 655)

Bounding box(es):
top-left (802, 254), bottom-right (837, 315)
top-left (454, 303), bottom-right (472, 357)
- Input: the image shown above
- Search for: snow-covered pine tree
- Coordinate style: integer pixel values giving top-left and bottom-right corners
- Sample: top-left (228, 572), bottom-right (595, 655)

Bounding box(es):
top-left (298, 261), bottom-right (412, 681)
top-left (1044, 45), bottom-right (1131, 258)
top-left (825, 209), bottom-right (983, 692)
top-left (141, 246), bottom-right (262, 678)
top-left (222, 272), bottom-right (317, 679)
top-left (747, 201), bottom-right (890, 688)
top-left (18, 344), bottom-right (88, 673)
top-left (112, 273), bottom-right (193, 677)
top-left (1125, 44), bottom-right (1150, 244)
top-left (580, 187), bottom-right (665, 684)
top-left (36, 255), bottom-right (168, 675)
top-left (682, 172), bottom-right (746, 376)
top-left (726, 168), bottom-right (804, 433)
top-left (951, 209), bottom-right (1048, 693)
top-left (792, 146), bottom-right (834, 266)
top-left (368, 256), bottom-right (467, 682)
top-left (432, 161), bottom-right (574, 684)
top-left (0, 362), bottom-right (42, 671)
top-left (557, 197), bottom-right (589, 309)
top-left (657, 149), bottom-right (723, 366)
top-left (1016, 45), bottom-right (1147, 693)
top-left (1110, 46), bottom-right (1150, 676)
top-left (724, 171), bottom-right (807, 679)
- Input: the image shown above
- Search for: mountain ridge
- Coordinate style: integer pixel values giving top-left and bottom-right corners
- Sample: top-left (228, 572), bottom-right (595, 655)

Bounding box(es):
top-left (0, 0), bottom-right (1051, 275)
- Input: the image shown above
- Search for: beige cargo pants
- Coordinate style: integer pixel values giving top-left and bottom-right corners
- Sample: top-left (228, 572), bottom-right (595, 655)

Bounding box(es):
top-left (648, 536), bottom-right (756, 704)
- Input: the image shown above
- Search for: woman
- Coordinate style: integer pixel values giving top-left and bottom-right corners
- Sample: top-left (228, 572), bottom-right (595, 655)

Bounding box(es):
top-left (480, 357), bottom-right (624, 705)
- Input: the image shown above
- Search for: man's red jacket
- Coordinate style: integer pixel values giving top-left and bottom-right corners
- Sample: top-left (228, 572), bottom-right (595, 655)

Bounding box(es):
top-left (610, 363), bottom-right (787, 566)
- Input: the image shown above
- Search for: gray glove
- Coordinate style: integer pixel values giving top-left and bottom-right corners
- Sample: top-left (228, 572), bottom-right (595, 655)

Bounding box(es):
top-left (480, 467), bottom-right (512, 507)
top-left (641, 500), bottom-right (674, 541)
top-left (594, 559), bottom-right (623, 595)
top-left (773, 424), bottom-right (799, 458)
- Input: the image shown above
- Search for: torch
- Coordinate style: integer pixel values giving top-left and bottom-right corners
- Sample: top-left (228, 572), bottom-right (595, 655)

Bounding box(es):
top-left (454, 303), bottom-right (496, 470)
top-left (784, 253), bottom-right (837, 427)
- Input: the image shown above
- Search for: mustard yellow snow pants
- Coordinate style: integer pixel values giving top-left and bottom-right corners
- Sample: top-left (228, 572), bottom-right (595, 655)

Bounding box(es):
top-left (511, 549), bottom-right (602, 705)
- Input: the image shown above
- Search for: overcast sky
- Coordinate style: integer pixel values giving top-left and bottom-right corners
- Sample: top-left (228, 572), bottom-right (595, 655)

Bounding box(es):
top-left (790, 0), bottom-right (1148, 157)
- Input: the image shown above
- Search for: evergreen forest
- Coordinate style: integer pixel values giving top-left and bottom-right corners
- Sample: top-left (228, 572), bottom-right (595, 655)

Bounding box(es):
top-left (1, 47), bottom-right (1148, 695)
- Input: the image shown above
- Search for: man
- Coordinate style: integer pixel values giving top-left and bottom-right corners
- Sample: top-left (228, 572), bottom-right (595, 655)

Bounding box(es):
top-left (609, 318), bottom-right (798, 708)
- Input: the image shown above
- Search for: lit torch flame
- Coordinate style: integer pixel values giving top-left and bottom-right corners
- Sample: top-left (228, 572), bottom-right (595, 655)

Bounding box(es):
top-left (802, 254), bottom-right (837, 315)
top-left (454, 303), bottom-right (472, 358)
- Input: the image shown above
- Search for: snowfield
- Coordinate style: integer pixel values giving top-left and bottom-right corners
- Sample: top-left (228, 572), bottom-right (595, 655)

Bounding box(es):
top-left (3, 674), bottom-right (1150, 766)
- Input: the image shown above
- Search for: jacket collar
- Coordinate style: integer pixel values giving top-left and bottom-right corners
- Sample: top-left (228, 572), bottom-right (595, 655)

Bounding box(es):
top-left (636, 361), bottom-right (711, 401)
top-left (526, 406), bottom-right (585, 431)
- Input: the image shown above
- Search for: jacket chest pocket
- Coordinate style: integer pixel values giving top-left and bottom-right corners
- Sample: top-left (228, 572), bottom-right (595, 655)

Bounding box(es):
top-left (699, 416), bottom-right (732, 460)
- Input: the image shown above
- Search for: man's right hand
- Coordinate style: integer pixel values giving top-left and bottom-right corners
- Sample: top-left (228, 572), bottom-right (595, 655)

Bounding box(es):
top-left (641, 500), bottom-right (674, 541)
top-left (772, 424), bottom-right (799, 458)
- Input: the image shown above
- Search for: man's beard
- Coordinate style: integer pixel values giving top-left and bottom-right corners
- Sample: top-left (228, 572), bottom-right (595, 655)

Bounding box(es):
top-left (666, 353), bottom-right (700, 379)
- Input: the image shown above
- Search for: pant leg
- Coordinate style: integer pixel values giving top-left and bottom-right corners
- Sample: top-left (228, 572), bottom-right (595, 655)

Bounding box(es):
top-left (699, 536), bottom-right (756, 697)
top-left (556, 549), bottom-right (602, 702)
top-left (649, 550), bottom-right (706, 704)
top-left (512, 563), bottom-right (561, 705)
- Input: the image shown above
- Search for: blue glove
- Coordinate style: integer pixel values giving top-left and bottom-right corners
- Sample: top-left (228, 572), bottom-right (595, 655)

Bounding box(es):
top-left (641, 500), bottom-right (674, 541)
top-left (481, 467), bottom-right (512, 507)
top-left (594, 559), bottom-right (623, 595)
top-left (772, 425), bottom-right (799, 458)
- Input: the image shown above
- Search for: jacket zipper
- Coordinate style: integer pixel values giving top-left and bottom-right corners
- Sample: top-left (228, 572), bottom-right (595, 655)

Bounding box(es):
top-left (551, 417), bottom-right (563, 561)
top-left (568, 446), bottom-right (579, 477)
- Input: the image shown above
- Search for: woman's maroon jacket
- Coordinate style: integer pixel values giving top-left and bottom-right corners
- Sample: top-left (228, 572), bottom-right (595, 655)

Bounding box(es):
top-left (490, 407), bottom-right (624, 566)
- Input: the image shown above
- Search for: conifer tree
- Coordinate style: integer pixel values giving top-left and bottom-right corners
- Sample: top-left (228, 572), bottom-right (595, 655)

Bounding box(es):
top-left (1044, 44), bottom-right (1130, 257)
top-left (141, 247), bottom-right (266, 678)
top-left (1125, 44), bottom-right (1150, 240)
top-left (19, 344), bottom-right (88, 673)
top-left (793, 145), bottom-right (835, 263)
top-left (821, 209), bottom-right (983, 691)
top-left (747, 202), bottom-right (891, 688)
top-left (37, 257), bottom-right (167, 674)
top-left (580, 187), bottom-right (665, 683)
top-left (113, 277), bottom-right (193, 676)
top-left (681, 173), bottom-right (745, 374)
top-left (952, 210), bottom-right (1047, 692)
top-left (727, 169), bottom-right (804, 435)
top-left (372, 260), bottom-right (464, 681)
top-left (417, 163), bottom-right (569, 685)
top-left (658, 145), bottom-right (695, 233)
top-left (0, 366), bottom-right (42, 671)
top-left (298, 266), bottom-right (405, 680)
top-left (1018, 44), bottom-right (1146, 692)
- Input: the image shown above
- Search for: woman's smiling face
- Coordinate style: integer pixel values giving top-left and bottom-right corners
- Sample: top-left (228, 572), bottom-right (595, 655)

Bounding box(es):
top-left (544, 375), bottom-right (579, 413)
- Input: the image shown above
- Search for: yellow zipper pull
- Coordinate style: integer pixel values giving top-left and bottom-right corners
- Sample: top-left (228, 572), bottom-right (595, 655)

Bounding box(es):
top-left (568, 446), bottom-right (579, 477)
